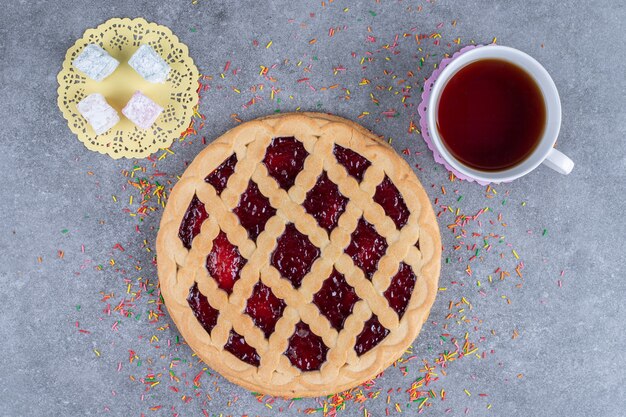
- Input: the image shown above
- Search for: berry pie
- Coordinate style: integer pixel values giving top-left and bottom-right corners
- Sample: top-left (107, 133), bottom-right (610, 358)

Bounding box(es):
top-left (157, 113), bottom-right (441, 397)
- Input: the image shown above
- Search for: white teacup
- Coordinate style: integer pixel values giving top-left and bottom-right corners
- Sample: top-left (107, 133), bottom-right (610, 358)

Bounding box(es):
top-left (427, 45), bottom-right (574, 183)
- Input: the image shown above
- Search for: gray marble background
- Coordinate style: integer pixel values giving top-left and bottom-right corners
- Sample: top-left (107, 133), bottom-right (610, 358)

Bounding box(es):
top-left (1, 1), bottom-right (625, 416)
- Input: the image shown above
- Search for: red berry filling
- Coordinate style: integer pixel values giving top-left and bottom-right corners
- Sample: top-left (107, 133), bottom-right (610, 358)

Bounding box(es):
top-left (224, 329), bottom-right (260, 366)
top-left (233, 181), bottom-right (276, 241)
top-left (345, 218), bottom-right (388, 280)
top-left (303, 172), bottom-right (348, 232)
top-left (178, 195), bottom-right (209, 250)
top-left (354, 315), bottom-right (389, 356)
top-left (285, 322), bottom-right (328, 371)
top-left (313, 269), bottom-right (360, 331)
top-left (333, 145), bottom-right (371, 182)
top-left (187, 283), bottom-right (219, 335)
top-left (383, 263), bottom-right (416, 319)
top-left (263, 137), bottom-right (308, 190)
top-left (373, 176), bottom-right (410, 229)
top-left (206, 231), bottom-right (246, 295)
top-left (205, 154), bottom-right (237, 195)
top-left (271, 224), bottom-right (320, 289)
top-left (245, 282), bottom-right (286, 338)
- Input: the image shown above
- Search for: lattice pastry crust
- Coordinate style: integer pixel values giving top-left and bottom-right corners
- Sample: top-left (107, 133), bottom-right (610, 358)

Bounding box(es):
top-left (157, 113), bottom-right (441, 397)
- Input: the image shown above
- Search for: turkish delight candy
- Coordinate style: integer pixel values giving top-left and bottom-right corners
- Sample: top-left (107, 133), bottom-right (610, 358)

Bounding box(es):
top-left (122, 91), bottom-right (163, 129)
top-left (77, 93), bottom-right (120, 135)
top-left (73, 44), bottom-right (119, 81)
top-left (128, 45), bottom-right (171, 83)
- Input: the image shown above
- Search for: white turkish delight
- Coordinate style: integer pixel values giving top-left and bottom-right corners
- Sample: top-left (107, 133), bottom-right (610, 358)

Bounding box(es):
top-left (122, 91), bottom-right (163, 129)
top-left (128, 44), bottom-right (171, 83)
top-left (73, 44), bottom-right (119, 81)
top-left (77, 93), bottom-right (120, 135)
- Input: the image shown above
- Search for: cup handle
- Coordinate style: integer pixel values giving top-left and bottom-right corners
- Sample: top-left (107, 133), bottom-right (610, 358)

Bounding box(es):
top-left (542, 148), bottom-right (574, 175)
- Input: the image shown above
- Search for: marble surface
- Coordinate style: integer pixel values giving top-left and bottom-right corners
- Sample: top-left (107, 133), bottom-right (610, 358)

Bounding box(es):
top-left (1, 1), bottom-right (625, 416)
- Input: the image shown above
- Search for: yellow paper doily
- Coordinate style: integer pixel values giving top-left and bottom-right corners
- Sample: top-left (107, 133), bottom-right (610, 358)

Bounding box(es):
top-left (57, 17), bottom-right (200, 159)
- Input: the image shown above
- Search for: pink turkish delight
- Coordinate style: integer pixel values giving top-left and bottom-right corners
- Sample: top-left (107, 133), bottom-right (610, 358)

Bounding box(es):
top-left (122, 91), bottom-right (163, 129)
